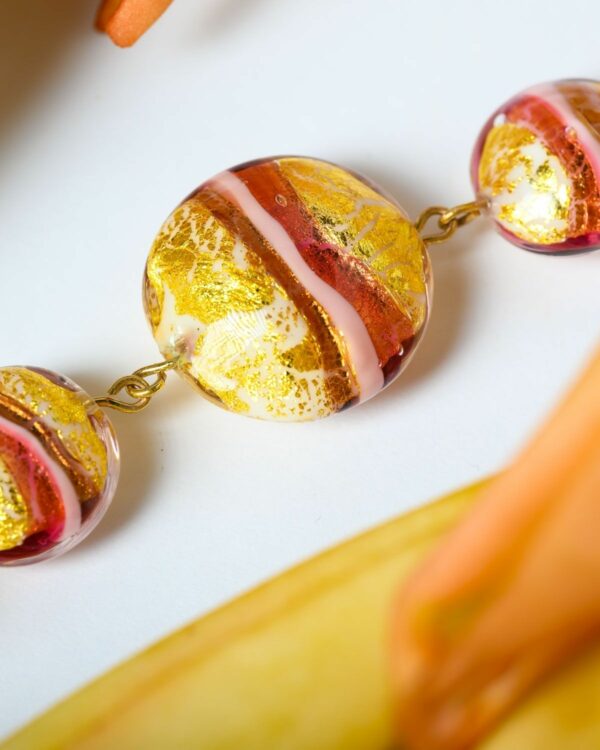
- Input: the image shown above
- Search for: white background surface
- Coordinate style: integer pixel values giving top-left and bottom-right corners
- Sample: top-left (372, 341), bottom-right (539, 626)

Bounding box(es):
top-left (1, 0), bottom-right (599, 738)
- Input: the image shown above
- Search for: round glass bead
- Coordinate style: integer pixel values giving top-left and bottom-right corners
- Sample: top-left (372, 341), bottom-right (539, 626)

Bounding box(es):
top-left (472, 79), bottom-right (600, 253)
top-left (144, 156), bottom-right (431, 422)
top-left (0, 367), bottom-right (119, 565)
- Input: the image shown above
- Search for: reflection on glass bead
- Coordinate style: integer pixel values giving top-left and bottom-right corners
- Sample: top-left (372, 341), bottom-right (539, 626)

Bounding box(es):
top-left (0, 367), bottom-right (119, 565)
top-left (144, 156), bottom-right (431, 422)
top-left (472, 79), bottom-right (600, 253)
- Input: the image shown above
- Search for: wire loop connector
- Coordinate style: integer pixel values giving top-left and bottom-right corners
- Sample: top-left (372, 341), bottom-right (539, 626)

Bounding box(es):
top-left (95, 359), bottom-right (178, 414)
top-left (416, 199), bottom-right (487, 245)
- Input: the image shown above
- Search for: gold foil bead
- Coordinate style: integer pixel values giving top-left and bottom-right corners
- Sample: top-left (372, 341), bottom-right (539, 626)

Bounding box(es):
top-left (478, 123), bottom-right (570, 245)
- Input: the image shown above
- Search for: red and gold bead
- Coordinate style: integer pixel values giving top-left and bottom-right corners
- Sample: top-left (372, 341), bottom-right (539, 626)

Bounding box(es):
top-left (144, 157), bottom-right (431, 421)
top-left (0, 367), bottom-right (119, 564)
top-left (472, 79), bottom-right (600, 253)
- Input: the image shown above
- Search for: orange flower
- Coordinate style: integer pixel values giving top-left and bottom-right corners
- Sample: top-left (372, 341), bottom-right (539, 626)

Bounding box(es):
top-left (96, 0), bottom-right (173, 47)
top-left (391, 345), bottom-right (600, 749)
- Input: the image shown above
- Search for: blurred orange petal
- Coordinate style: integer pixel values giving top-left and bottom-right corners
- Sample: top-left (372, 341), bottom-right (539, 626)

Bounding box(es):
top-left (392, 345), bottom-right (600, 749)
top-left (96, 0), bottom-right (173, 47)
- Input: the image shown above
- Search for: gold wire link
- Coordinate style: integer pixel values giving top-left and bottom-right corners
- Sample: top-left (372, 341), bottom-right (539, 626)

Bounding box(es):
top-left (416, 199), bottom-right (487, 245)
top-left (95, 359), bottom-right (178, 414)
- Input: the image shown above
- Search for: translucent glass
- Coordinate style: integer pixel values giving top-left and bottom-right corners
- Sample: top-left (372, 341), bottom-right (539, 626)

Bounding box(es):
top-left (144, 156), bottom-right (431, 421)
top-left (0, 367), bottom-right (120, 565)
top-left (472, 79), bottom-right (600, 254)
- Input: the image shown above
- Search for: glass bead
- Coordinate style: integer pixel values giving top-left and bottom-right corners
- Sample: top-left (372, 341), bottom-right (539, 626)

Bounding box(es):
top-left (0, 367), bottom-right (119, 565)
top-left (144, 156), bottom-right (431, 422)
top-left (472, 79), bottom-right (600, 253)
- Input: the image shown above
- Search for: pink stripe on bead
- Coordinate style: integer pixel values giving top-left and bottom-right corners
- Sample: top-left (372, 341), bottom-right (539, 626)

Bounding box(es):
top-left (0, 415), bottom-right (82, 541)
top-left (527, 82), bottom-right (600, 184)
top-left (207, 170), bottom-right (385, 402)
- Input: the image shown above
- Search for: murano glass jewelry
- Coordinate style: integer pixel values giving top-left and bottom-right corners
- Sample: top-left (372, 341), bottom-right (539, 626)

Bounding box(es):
top-left (2, 78), bottom-right (598, 565)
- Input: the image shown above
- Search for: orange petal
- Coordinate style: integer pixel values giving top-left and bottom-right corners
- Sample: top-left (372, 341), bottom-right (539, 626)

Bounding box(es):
top-left (391, 344), bottom-right (600, 748)
top-left (403, 344), bottom-right (600, 609)
top-left (96, 0), bottom-right (173, 47)
top-left (95, 0), bottom-right (122, 31)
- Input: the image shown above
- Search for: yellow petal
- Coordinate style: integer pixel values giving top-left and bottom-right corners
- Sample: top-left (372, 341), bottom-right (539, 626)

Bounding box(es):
top-left (3, 479), bottom-right (600, 749)
top-left (2, 485), bottom-right (477, 749)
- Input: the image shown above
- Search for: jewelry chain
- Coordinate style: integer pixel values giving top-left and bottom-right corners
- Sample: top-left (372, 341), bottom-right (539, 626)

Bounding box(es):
top-left (416, 199), bottom-right (487, 245)
top-left (95, 198), bottom-right (485, 414)
top-left (95, 359), bottom-right (178, 414)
